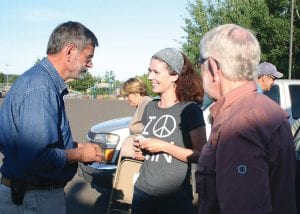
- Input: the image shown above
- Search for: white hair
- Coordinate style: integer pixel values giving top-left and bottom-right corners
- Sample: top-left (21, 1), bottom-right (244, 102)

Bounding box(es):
top-left (199, 24), bottom-right (261, 81)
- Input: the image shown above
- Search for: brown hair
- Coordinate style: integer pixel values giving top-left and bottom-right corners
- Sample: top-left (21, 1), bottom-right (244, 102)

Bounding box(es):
top-left (175, 54), bottom-right (204, 103)
top-left (154, 52), bottom-right (204, 103)
top-left (120, 78), bottom-right (148, 97)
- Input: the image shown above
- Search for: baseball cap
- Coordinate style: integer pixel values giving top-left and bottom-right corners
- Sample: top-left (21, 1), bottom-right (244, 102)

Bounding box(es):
top-left (257, 62), bottom-right (283, 78)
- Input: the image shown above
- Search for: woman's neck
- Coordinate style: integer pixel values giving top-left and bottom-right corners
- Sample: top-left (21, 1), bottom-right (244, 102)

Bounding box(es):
top-left (158, 93), bottom-right (179, 108)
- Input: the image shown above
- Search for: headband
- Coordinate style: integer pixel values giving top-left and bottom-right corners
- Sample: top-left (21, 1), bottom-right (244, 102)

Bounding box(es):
top-left (152, 48), bottom-right (184, 74)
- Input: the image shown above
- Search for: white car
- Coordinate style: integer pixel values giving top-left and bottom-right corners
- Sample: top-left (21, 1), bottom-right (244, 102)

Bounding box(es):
top-left (78, 117), bottom-right (132, 188)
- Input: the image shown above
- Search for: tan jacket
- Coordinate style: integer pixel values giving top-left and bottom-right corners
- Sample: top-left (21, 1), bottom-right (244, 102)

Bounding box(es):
top-left (129, 96), bottom-right (152, 134)
top-left (121, 96), bottom-right (152, 157)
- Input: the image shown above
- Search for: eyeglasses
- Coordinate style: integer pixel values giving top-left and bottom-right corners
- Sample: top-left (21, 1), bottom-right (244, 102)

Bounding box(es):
top-left (268, 75), bottom-right (275, 80)
top-left (198, 57), bottom-right (208, 65)
top-left (198, 56), bottom-right (220, 69)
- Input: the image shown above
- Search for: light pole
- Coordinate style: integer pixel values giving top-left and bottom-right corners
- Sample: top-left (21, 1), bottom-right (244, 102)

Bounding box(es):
top-left (109, 79), bottom-right (113, 95)
top-left (288, 0), bottom-right (295, 79)
top-left (4, 64), bottom-right (10, 87)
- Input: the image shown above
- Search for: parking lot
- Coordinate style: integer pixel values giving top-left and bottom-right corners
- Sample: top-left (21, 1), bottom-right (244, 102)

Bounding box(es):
top-left (0, 98), bottom-right (134, 214)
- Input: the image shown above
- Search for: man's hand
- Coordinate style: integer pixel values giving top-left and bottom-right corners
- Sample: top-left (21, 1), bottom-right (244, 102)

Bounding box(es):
top-left (77, 143), bottom-right (102, 163)
top-left (66, 143), bottom-right (102, 163)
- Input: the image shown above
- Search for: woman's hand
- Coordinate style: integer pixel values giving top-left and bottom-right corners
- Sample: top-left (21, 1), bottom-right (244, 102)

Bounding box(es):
top-left (138, 138), bottom-right (167, 153)
top-left (132, 138), bottom-right (145, 160)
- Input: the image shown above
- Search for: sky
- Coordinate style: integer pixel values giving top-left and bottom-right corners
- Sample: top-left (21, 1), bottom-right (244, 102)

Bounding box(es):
top-left (0, 0), bottom-right (190, 81)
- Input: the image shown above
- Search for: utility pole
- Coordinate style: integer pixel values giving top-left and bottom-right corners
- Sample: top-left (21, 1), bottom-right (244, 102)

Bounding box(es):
top-left (288, 0), bottom-right (295, 79)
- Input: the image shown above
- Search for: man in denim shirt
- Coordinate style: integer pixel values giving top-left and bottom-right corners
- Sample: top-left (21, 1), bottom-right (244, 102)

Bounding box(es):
top-left (0, 21), bottom-right (102, 214)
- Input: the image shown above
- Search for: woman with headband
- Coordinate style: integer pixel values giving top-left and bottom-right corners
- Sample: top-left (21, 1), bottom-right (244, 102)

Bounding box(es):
top-left (131, 48), bottom-right (207, 214)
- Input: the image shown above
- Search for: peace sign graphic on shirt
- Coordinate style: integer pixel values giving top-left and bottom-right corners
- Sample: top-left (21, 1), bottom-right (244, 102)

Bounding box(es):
top-left (152, 115), bottom-right (176, 138)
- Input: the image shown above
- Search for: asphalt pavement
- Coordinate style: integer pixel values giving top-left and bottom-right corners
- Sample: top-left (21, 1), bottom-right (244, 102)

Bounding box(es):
top-left (0, 98), bottom-right (135, 214)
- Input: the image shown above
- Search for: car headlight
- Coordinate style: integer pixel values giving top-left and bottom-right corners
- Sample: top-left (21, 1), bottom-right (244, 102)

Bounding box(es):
top-left (89, 133), bottom-right (120, 163)
top-left (93, 133), bottom-right (119, 145)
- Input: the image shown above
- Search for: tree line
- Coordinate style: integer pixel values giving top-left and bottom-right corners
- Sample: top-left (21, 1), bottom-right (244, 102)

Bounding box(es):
top-left (0, 73), bottom-right (19, 86)
top-left (182, 0), bottom-right (300, 79)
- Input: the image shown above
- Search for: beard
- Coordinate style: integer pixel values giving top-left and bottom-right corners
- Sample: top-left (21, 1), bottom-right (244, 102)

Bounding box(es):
top-left (77, 68), bottom-right (88, 80)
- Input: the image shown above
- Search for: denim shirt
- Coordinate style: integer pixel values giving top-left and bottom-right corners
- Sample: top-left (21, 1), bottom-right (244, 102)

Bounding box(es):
top-left (0, 57), bottom-right (77, 184)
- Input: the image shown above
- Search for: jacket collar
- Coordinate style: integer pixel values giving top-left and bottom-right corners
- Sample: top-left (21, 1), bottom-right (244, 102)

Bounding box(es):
top-left (40, 57), bottom-right (68, 96)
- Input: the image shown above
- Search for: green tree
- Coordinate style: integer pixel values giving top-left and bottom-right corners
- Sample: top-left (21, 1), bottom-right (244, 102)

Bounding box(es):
top-left (103, 70), bottom-right (116, 83)
top-left (182, 0), bottom-right (300, 78)
top-left (181, 0), bottom-right (210, 65)
top-left (136, 74), bottom-right (157, 97)
top-left (103, 70), bottom-right (116, 95)
top-left (9, 74), bottom-right (19, 83)
top-left (67, 72), bottom-right (96, 92)
top-left (0, 73), bottom-right (4, 83)
top-left (34, 58), bottom-right (41, 65)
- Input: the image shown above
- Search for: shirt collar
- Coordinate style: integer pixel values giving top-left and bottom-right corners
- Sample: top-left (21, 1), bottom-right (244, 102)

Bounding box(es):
top-left (40, 57), bottom-right (68, 96)
top-left (256, 82), bottom-right (263, 93)
top-left (210, 81), bottom-right (257, 120)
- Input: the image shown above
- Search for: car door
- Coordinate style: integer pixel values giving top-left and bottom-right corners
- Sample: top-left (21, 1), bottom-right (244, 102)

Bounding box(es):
top-left (263, 80), bottom-right (300, 125)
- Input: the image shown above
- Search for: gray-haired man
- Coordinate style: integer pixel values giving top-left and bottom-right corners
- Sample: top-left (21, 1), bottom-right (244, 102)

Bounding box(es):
top-left (196, 24), bottom-right (296, 214)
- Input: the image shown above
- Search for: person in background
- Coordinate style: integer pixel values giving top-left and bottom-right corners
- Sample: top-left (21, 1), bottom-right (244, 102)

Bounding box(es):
top-left (0, 21), bottom-right (102, 214)
top-left (119, 77), bottom-right (152, 157)
top-left (256, 62), bottom-right (283, 92)
top-left (196, 23), bottom-right (296, 214)
top-left (131, 48), bottom-right (207, 214)
top-left (121, 77), bottom-right (152, 135)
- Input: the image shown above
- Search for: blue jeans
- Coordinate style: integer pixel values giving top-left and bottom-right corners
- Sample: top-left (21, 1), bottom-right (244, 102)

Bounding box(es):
top-left (0, 184), bottom-right (66, 214)
top-left (131, 186), bottom-right (193, 214)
